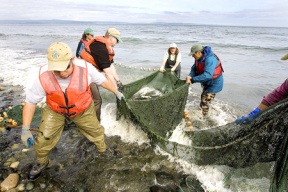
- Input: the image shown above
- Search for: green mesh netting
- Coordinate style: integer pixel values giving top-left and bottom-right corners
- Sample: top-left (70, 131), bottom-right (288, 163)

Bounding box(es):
top-left (188, 97), bottom-right (288, 168)
top-left (151, 98), bottom-right (288, 190)
top-left (4, 104), bottom-right (43, 128)
top-left (154, 98), bottom-right (288, 170)
top-left (116, 71), bottom-right (189, 138)
top-left (270, 99), bottom-right (288, 191)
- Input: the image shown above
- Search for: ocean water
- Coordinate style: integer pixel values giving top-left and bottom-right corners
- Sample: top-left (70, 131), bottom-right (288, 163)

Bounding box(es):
top-left (0, 22), bottom-right (287, 191)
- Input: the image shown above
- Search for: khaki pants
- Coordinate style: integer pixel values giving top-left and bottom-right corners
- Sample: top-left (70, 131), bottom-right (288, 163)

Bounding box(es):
top-left (34, 103), bottom-right (106, 164)
top-left (90, 82), bottom-right (102, 122)
top-left (200, 92), bottom-right (215, 116)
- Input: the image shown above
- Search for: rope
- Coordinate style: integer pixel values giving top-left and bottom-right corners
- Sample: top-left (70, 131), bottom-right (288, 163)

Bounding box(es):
top-left (113, 62), bottom-right (160, 72)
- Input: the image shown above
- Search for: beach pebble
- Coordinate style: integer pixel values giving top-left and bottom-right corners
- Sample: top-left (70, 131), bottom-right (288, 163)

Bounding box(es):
top-left (25, 182), bottom-right (34, 190)
top-left (9, 161), bottom-right (20, 169)
top-left (16, 183), bottom-right (25, 191)
top-left (39, 182), bottom-right (47, 189)
top-left (0, 173), bottom-right (19, 191)
top-left (0, 87), bottom-right (6, 91)
top-left (0, 127), bottom-right (5, 133)
top-left (22, 148), bottom-right (30, 152)
top-left (11, 144), bottom-right (19, 150)
top-left (4, 157), bottom-right (16, 167)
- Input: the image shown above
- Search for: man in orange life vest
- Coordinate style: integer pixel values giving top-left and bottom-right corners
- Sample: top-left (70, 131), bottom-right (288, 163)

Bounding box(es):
top-left (80, 28), bottom-right (123, 121)
top-left (21, 42), bottom-right (125, 180)
top-left (186, 44), bottom-right (224, 116)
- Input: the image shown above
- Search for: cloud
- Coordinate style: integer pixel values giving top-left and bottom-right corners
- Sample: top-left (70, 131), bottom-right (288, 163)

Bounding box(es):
top-left (0, 0), bottom-right (288, 27)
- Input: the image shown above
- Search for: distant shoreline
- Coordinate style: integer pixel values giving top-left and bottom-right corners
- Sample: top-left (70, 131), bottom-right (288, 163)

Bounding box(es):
top-left (0, 20), bottom-right (287, 29)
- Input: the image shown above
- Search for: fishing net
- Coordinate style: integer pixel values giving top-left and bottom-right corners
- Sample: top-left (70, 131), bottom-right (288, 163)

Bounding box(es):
top-left (116, 71), bottom-right (189, 138)
top-left (270, 101), bottom-right (288, 191)
top-left (151, 98), bottom-right (288, 190)
top-left (188, 97), bottom-right (288, 168)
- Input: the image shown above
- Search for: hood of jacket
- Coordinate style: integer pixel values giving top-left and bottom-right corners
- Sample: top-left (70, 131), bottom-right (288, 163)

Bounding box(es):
top-left (198, 46), bottom-right (214, 63)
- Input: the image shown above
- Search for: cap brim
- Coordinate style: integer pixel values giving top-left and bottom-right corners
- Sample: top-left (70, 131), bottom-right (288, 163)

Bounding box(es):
top-left (48, 60), bottom-right (70, 71)
top-left (281, 53), bottom-right (288, 60)
top-left (116, 37), bottom-right (123, 43)
top-left (188, 52), bottom-right (193, 56)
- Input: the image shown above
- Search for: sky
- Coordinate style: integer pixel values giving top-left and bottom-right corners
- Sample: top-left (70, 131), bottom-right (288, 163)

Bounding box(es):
top-left (1, 0), bottom-right (288, 27)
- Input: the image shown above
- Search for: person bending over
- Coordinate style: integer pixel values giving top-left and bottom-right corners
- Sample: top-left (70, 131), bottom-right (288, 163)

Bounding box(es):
top-left (21, 42), bottom-right (124, 180)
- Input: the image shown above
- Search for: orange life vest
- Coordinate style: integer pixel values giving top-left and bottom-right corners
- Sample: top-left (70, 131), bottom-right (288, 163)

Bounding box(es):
top-left (195, 54), bottom-right (224, 79)
top-left (39, 62), bottom-right (92, 118)
top-left (80, 36), bottom-right (115, 71)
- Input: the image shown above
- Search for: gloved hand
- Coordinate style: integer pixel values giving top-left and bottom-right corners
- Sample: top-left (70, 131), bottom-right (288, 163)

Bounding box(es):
top-left (159, 66), bottom-right (166, 72)
top-left (117, 80), bottom-right (124, 93)
top-left (115, 90), bottom-right (125, 101)
top-left (171, 67), bottom-right (176, 72)
top-left (186, 76), bottom-right (194, 84)
top-left (235, 107), bottom-right (262, 125)
top-left (21, 126), bottom-right (35, 148)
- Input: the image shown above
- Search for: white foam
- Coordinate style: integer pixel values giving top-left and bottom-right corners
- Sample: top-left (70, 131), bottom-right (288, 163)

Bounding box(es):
top-left (168, 120), bottom-right (192, 145)
top-left (0, 47), bottom-right (46, 88)
top-left (154, 145), bottom-right (232, 192)
top-left (101, 103), bottom-right (150, 145)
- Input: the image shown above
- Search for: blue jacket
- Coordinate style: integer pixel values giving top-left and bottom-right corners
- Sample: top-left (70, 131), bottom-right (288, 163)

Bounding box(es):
top-left (188, 46), bottom-right (223, 94)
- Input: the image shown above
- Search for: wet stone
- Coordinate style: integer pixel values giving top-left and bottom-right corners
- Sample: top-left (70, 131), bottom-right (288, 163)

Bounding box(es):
top-left (0, 83), bottom-right (205, 192)
top-left (0, 173), bottom-right (19, 191)
top-left (25, 181), bottom-right (34, 190)
top-left (0, 84), bottom-right (24, 110)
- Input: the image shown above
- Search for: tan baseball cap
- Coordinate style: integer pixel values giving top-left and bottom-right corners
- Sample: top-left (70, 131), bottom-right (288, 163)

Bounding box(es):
top-left (47, 42), bottom-right (72, 71)
top-left (281, 53), bottom-right (288, 60)
top-left (107, 28), bottom-right (123, 43)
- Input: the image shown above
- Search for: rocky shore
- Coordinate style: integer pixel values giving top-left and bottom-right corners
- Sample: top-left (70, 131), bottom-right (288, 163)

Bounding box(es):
top-left (0, 81), bottom-right (25, 110)
top-left (0, 83), bottom-right (203, 192)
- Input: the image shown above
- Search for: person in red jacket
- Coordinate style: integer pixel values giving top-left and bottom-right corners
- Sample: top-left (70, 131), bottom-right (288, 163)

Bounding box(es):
top-left (235, 53), bottom-right (288, 124)
top-left (186, 44), bottom-right (224, 116)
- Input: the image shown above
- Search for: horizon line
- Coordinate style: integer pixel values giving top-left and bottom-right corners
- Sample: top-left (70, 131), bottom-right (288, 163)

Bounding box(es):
top-left (0, 19), bottom-right (287, 29)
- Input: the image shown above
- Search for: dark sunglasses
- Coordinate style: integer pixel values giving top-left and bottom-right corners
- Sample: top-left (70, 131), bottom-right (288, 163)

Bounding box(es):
top-left (66, 61), bottom-right (72, 70)
top-left (114, 36), bottom-right (119, 43)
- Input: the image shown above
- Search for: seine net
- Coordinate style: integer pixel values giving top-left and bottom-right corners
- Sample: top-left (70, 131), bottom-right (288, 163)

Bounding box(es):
top-left (116, 71), bottom-right (189, 138)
